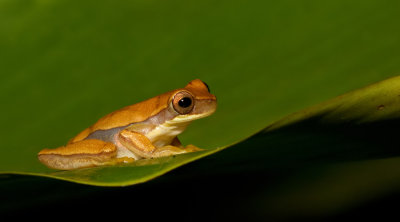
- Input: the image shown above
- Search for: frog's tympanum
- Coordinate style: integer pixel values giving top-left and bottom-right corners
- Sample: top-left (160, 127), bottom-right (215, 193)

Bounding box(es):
top-left (38, 79), bottom-right (217, 170)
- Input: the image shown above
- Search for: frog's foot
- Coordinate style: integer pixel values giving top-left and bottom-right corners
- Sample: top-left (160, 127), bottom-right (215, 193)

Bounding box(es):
top-left (107, 156), bottom-right (135, 165)
top-left (38, 139), bottom-right (124, 170)
top-left (150, 145), bottom-right (187, 158)
top-left (184, 144), bottom-right (204, 152)
top-left (151, 145), bottom-right (204, 158)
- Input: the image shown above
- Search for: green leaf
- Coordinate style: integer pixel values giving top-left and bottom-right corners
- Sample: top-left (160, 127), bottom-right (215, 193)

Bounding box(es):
top-left (1, 0), bottom-right (400, 187)
top-left (190, 76), bottom-right (400, 218)
top-left (3, 76), bottom-right (400, 219)
top-left (6, 75), bottom-right (400, 187)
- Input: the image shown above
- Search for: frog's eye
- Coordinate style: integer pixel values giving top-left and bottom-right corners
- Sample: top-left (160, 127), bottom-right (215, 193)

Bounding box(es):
top-left (172, 91), bottom-right (194, 114)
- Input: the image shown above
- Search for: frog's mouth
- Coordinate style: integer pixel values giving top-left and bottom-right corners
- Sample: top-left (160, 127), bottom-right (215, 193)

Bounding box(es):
top-left (170, 99), bottom-right (217, 124)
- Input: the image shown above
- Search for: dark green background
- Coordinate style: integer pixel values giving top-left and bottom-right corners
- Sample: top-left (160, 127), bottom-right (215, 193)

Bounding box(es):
top-left (1, 0), bottom-right (400, 220)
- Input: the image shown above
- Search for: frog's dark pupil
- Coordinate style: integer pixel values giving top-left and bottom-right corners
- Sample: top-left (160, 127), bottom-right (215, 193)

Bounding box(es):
top-left (178, 97), bottom-right (192, 108)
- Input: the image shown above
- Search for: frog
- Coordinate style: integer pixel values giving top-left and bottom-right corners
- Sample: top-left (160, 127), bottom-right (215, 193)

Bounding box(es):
top-left (38, 79), bottom-right (217, 170)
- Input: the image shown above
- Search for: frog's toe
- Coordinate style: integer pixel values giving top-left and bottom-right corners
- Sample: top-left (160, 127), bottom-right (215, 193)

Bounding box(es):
top-left (184, 144), bottom-right (204, 152)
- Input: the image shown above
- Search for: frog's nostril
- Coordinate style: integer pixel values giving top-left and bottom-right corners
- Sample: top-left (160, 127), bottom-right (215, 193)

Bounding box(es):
top-left (201, 80), bottom-right (210, 93)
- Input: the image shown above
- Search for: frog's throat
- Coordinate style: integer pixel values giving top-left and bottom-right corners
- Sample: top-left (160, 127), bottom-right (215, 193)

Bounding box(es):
top-left (144, 117), bottom-right (191, 148)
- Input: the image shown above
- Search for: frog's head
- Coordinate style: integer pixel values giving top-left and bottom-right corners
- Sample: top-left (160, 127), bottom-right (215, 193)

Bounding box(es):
top-left (167, 79), bottom-right (217, 123)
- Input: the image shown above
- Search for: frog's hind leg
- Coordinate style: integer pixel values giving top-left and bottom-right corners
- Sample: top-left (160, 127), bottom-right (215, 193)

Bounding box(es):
top-left (38, 139), bottom-right (124, 170)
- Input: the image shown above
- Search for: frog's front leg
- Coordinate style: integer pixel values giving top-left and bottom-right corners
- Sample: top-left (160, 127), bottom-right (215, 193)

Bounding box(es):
top-left (118, 129), bottom-right (202, 158)
top-left (38, 139), bottom-right (133, 170)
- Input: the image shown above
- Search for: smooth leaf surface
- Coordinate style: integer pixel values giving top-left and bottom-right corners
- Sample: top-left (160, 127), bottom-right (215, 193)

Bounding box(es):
top-left (1, 0), bottom-right (400, 186)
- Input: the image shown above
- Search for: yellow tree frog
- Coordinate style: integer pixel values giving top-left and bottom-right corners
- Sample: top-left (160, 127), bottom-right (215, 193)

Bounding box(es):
top-left (38, 79), bottom-right (217, 170)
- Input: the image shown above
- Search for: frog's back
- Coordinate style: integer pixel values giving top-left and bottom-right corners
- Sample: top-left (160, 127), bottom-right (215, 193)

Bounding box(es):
top-left (69, 91), bottom-right (175, 143)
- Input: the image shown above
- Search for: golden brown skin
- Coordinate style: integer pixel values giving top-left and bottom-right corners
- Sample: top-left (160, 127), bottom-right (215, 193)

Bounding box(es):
top-left (38, 79), bottom-right (217, 170)
top-left (70, 79), bottom-right (215, 143)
